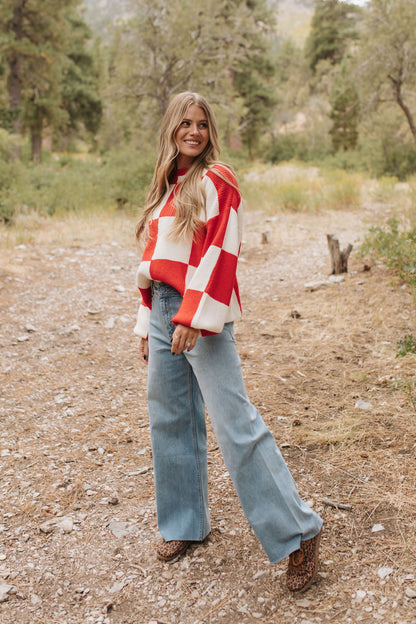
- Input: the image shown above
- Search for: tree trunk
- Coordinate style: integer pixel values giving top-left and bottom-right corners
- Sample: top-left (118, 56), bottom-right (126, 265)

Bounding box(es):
top-left (31, 127), bottom-right (42, 163)
top-left (327, 234), bottom-right (353, 274)
top-left (7, 1), bottom-right (26, 159)
top-left (389, 73), bottom-right (416, 148)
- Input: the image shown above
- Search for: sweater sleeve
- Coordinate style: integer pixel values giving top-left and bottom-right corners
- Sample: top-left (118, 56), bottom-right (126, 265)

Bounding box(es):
top-left (172, 166), bottom-right (243, 334)
top-left (133, 284), bottom-right (152, 338)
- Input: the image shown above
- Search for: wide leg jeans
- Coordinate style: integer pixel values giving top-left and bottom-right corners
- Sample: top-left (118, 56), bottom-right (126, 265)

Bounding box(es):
top-left (147, 282), bottom-right (323, 563)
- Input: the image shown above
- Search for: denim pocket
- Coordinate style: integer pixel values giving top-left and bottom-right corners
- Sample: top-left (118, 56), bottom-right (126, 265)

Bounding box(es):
top-left (164, 294), bottom-right (183, 341)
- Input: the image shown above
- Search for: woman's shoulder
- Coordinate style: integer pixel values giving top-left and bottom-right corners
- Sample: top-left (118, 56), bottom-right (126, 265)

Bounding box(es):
top-left (203, 162), bottom-right (239, 189)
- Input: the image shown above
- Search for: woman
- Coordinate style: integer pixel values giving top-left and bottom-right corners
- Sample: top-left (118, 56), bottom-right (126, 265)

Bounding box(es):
top-left (134, 91), bottom-right (323, 593)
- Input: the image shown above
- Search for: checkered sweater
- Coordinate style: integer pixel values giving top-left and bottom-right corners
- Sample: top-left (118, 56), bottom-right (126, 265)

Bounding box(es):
top-left (134, 164), bottom-right (243, 338)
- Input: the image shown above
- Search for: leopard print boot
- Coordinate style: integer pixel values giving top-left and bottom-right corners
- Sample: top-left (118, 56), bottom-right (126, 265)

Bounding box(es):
top-left (286, 527), bottom-right (323, 592)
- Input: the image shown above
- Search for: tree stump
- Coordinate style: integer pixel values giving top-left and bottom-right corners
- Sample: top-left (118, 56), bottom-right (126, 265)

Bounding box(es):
top-left (326, 234), bottom-right (353, 274)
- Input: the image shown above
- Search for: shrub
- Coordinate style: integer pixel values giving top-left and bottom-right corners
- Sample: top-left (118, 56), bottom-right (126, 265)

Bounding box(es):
top-left (0, 147), bottom-right (155, 223)
top-left (396, 334), bottom-right (416, 358)
top-left (321, 169), bottom-right (362, 210)
top-left (360, 217), bottom-right (416, 300)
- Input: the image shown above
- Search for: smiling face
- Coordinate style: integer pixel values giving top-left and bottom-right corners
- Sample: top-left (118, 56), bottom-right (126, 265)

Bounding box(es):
top-left (174, 104), bottom-right (210, 169)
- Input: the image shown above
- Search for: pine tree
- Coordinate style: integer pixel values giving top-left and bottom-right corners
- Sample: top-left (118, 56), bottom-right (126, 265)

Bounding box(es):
top-left (329, 63), bottom-right (360, 151)
top-left (305, 0), bottom-right (361, 72)
top-left (59, 11), bottom-right (102, 144)
top-left (0, 0), bottom-right (100, 161)
top-left (230, 0), bottom-right (277, 158)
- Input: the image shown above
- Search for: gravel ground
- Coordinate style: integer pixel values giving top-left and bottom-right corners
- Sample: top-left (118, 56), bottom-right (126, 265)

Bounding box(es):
top-left (1, 197), bottom-right (416, 624)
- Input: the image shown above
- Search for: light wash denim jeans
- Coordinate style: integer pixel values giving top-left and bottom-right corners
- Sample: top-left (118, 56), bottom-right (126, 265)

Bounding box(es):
top-left (147, 282), bottom-right (323, 563)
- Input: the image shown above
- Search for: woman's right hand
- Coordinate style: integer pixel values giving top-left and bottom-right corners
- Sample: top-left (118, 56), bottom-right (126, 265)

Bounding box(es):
top-left (139, 338), bottom-right (149, 365)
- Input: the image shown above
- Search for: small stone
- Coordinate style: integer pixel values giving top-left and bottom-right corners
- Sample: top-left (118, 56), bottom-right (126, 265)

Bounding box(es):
top-left (25, 323), bottom-right (37, 332)
top-left (405, 588), bottom-right (416, 599)
top-left (328, 274), bottom-right (345, 283)
top-left (0, 554), bottom-right (6, 561)
top-left (162, 570), bottom-right (173, 581)
top-left (355, 590), bottom-right (366, 601)
top-left (372, 524), bottom-right (384, 533)
top-left (304, 280), bottom-right (328, 292)
top-left (0, 584), bottom-right (14, 603)
top-left (355, 399), bottom-right (372, 410)
top-left (39, 520), bottom-right (55, 534)
top-left (17, 335), bottom-right (30, 342)
top-left (56, 516), bottom-right (74, 533)
top-left (105, 318), bottom-right (115, 329)
top-left (108, 580), bottom-right (126, 594)
top-left (108, 520), bottom-right (138, 538)
top-left (114, 285), bottom-right (125, 293)
top-left (378, 567), bottom-right (393, 579)
top-left (108, 497), bottom-right (119, 506)
top-left (296, 598), bottom-right (312, 607)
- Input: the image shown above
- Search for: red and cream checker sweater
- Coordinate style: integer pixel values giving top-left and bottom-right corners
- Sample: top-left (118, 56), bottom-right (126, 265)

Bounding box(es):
top-left (134, 163), bottom-right (243, 338)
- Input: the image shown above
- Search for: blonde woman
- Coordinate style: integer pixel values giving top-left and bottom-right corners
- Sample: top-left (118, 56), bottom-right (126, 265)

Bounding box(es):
top-left (135, 92), bottom-right (323, 592)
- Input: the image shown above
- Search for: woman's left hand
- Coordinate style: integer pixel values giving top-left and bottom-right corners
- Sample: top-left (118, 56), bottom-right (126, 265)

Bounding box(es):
top-left (139, 337), bottom-right (149, 365)
top-left (171, 324), bottom-right (200, 355)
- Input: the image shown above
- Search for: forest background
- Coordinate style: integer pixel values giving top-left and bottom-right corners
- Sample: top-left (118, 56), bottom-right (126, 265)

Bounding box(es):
top-left (1, 0), bottom-right (416, 251)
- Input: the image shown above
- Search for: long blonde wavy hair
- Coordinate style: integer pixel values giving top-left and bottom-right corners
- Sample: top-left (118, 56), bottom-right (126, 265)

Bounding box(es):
top-left (136, 91), bottom-right (232, 243)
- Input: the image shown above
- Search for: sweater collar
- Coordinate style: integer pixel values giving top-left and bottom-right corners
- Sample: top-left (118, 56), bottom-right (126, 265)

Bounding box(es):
top-left (170, 167), bottom-right (189, 184)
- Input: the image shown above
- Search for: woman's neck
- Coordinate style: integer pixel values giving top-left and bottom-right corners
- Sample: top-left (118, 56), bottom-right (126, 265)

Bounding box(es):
top-left (176, 155), bottom-right (195, 169)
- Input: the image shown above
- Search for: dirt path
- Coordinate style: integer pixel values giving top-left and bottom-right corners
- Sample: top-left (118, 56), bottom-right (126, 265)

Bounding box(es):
top-left (1, 201), bottom-right (416, 624)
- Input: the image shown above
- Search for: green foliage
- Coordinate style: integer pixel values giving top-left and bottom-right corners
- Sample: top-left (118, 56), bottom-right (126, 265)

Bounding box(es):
top-left (0, 148), bottom-right (153, 223)
top-left (380, 143), bottom-right (416, 181)
top-left (0, 0), bottom-right (102, 161)
top-left (234, 55), bottom-right (277, 159)
top-left (388, 377), bottom-right (416, 410)
top-left (357, 108), bottom-right (416, 180)
top-left (268, 134), bottom-right (308, 163)
top-left (318, 149), bottom-right (366, 173)
top-left (305, 0), bottom-right (361, 72)
top-left (329, 61), bottom-right (360, 152)
top-left (358, 0), bottom-right (416, 151)
top-left (103, 0), bottom-right (278, 155)
top-left (268, 126), bottom-right (332, 164)
top-left (396, 335), bottom-right (416, 358)
top-left (59, 11), bottom-right (102, 137)
top-left (241, 163), bottom-right (361, 214)
top-left (360, 217), bottom-right (416, 296)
